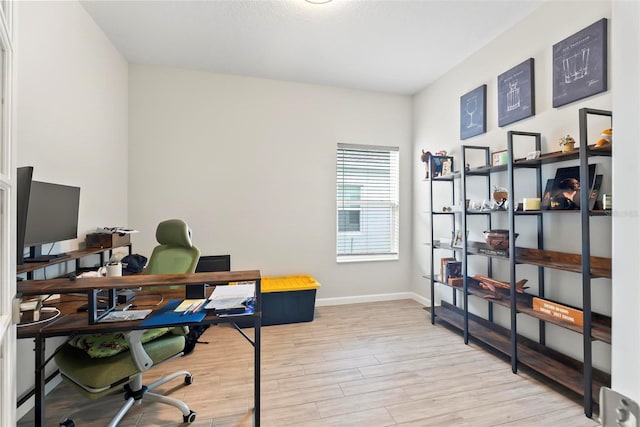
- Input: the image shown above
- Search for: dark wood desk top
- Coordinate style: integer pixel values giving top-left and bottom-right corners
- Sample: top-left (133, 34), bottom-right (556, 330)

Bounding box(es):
top-left (17, 286), bottom-right (259, 339)
top-left (17, 270), bottom-right (261, 296)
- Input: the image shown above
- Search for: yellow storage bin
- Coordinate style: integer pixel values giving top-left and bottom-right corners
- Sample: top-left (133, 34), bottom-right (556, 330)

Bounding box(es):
top-left (261, 275), bottom-right (320, 293)
top-left (253, 275), bottom-right (320, 326)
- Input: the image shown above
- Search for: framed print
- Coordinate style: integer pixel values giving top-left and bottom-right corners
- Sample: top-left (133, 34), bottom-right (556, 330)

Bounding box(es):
top-left (552, 18), bottom-right (608, 108)
top-left (498, 58), bottom-right (535, 127)
top-left (491, 150), bottom-right (508, 166)
top-left (546, 164), bottom-right (596, 210)
top-left (460, 85), bottom-right (486, 140)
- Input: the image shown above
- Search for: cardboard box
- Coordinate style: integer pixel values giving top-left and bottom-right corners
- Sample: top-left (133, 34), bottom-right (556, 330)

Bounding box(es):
top-left (86, 232), bottom-right (131, 249)
top-left (532, 297), bottom-right (583, 326)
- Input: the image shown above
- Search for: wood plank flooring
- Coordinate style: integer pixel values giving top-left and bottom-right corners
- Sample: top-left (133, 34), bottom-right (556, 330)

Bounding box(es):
top-left (17, 299), bottom-right (601, 426)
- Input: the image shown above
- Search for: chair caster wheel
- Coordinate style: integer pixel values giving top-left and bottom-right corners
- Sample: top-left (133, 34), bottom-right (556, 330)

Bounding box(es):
top-left (59, 418), bottom-right (75, 427)
top-left (184, 374), bottom-right (194, 385)
top-left (183, 410), bottom-right (196, 423)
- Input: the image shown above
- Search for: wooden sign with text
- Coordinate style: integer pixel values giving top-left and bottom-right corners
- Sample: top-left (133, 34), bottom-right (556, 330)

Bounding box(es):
top-left (532, 297), bottom-right (583, 326)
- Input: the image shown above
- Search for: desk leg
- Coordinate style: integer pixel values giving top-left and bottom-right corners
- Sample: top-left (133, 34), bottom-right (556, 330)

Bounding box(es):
top-left (254, 319), bottom-right (260, 427)
top-left (34, 336), bottom-right (46, 426)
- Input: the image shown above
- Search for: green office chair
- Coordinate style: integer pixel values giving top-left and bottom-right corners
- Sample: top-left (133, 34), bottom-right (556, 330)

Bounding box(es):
top-left (55, 219), bottom-right (201, 426)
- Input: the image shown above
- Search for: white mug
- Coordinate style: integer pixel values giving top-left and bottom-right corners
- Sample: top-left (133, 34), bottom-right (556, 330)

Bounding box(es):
top-left (101, 262), bottom-right (122, 277)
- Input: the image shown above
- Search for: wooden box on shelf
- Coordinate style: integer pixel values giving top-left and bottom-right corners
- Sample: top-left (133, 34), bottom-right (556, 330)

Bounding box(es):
top-left (86, 232), bottom-right (130, 249)
top-left (532, 297), bottom-right (583, 326)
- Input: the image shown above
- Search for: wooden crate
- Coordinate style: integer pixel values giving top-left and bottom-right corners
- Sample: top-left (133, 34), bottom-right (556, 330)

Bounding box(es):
top-left (86, 232), bottom-right (130, 249)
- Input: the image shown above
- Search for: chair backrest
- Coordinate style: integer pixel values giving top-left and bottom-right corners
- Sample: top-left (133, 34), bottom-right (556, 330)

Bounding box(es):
top-left (144, 219), bottom-right (200, 275)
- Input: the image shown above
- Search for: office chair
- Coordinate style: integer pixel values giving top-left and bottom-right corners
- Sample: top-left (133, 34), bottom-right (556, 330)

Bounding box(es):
top-left (55, 219), bottom-right (201, 426)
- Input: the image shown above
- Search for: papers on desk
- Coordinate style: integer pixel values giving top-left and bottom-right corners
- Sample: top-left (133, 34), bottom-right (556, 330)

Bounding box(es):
top-left (174, 299), bottom-right (206, 314)
top-left (204, 283), bottom-right (255, 312)
top-left (98, 309), bottom-right (152, 323)
top-left (96, 227), bottom-right (139, 234)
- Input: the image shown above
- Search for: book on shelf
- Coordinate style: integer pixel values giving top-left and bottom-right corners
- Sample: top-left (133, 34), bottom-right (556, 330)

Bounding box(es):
top-left (443, 261), bottom-right (462, 283)
top-left (439, 257), bottom-right (456, 282)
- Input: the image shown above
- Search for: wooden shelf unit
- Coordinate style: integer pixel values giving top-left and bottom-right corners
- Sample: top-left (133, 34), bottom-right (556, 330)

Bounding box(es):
top-left (431, 301), bottom-right (610, 405)
top-left (427, 108), bottom-right (612, 418)
top-left (17, 244), bottom-right (132, 279)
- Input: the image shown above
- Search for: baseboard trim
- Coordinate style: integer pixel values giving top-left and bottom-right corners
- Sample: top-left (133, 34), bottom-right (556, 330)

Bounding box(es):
top-left (316, 292), bottom-right (430, 307)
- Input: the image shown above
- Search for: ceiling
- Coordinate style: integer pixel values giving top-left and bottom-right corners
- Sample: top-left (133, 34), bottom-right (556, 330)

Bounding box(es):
top-left (81, 0), bottom-right (543, 95)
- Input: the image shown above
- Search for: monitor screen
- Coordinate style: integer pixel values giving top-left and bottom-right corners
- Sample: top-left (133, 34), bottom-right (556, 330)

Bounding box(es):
top-left (24, 180), bottom-right (80, 248)
top-left (16, 166), bottom-right (34, 265)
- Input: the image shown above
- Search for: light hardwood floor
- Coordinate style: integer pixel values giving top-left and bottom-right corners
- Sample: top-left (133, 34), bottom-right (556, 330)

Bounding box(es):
top-left (18, 299), bottom-right (601, 426)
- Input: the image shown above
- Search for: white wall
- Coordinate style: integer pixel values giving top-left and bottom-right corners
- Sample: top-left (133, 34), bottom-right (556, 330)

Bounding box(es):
top-left (15, 1), bottom-right (128, 417)
top-left (128, 66), bottom-right (413, 300)
top-left (611, 0), bottom-right (640, 404)
top-left (412, 0), bottom-right (613, 372)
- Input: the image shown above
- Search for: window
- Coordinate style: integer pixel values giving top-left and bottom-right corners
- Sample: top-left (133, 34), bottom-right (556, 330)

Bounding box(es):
top-left (336, 143), bottom-right (399, 262)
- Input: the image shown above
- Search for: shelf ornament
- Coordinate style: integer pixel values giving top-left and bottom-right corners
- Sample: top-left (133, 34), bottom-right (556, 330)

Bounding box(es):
top-left (559, 134), bottom-right (576, 152)
top-left (596, 128), bottom-right (612, 147)
top-left (421, 149), bottom-right (447, 179)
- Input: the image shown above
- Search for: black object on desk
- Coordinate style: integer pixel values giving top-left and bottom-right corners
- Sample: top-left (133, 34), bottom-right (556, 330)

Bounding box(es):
top-left (76, 301), bottom-right (109, 312)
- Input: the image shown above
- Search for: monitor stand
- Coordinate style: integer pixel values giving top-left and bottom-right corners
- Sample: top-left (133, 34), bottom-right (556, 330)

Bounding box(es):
top-left (22, 245), bottom-right (70, 263)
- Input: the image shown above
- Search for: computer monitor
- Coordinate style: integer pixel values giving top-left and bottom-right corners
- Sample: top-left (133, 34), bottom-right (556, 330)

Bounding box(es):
top-left (22, 180), bottom-right (81, 263)
top-left (187, 255), bottom-right (231, 298)
top-left (16, 166), bottom-right (34, 266)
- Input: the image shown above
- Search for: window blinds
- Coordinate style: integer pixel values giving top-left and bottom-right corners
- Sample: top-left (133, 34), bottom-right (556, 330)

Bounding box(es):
top-left (336, 143), bottom-right (399, 260)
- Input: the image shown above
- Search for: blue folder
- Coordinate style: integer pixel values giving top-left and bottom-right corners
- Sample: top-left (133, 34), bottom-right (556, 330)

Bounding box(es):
top-left (140, 299), bottom-right (206, 327)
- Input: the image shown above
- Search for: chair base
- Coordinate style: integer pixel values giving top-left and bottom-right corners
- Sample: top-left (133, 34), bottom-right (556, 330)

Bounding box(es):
top-left (110, 369), bottom-right (196, 427)
top-left (61, 369), bottom-right (196, 427)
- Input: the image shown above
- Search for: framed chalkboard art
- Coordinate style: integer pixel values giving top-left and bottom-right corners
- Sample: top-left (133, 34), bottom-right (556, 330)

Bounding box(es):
top-left (460, 84), bottom-right (486, 140)
top-left (498, 58), bottom-right (535, 127)
top-left (552, 18), bottom-right (607, 108)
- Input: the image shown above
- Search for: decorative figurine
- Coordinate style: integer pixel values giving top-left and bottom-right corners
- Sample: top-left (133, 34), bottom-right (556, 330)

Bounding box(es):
top-left (492, 186), bottom-right (509, 210)
top-left (596, 128), bottom-right (612, 147)
top-left (559, 134), bottom-right (576, 153)
top-left (421, 149), bottom-right (448, 179)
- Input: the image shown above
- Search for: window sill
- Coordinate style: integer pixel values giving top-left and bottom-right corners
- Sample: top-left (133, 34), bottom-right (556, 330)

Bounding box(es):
top-left (337, 254), bottom-right (398, 263)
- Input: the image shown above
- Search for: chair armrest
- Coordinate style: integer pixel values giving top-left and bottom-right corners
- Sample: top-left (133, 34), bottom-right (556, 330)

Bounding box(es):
top-left (125, 330), bottom-right (153, 372)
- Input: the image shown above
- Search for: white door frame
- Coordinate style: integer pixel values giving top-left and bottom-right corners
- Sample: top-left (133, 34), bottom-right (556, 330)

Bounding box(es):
top-left (0, 1), bottom-right (16, 425)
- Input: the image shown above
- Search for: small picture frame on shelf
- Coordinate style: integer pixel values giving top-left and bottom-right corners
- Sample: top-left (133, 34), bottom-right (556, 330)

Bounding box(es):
top-left (441, 158), bottom-right (452, 176)
top-left (492, 150), bottom-right (508, 166)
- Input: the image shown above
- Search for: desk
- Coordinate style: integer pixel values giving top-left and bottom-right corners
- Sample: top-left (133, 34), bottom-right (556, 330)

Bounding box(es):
top-left (17, 270), bottom-right (262, 427)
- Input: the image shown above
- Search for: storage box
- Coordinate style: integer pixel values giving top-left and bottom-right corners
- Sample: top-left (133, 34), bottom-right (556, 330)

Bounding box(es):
top-left (235, 275), bottom-right (320, 327)
top-left (86, 232), bottom-right (131, 249)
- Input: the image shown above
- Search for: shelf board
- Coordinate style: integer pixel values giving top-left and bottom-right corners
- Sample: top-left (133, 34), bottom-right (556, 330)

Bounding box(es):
top-left (513, 144), bottom-right (612, 167)
top-left (431, 301), bottom-right (610, 403)
top-left (515, 209), bottom-right (612, 217)
top-left (443, 242), bottom-right (611, 278)
top-left (461, 280), bottom-right (611, 343)
top-left (515, 247), bottom-right (611, 278)
top-left (16, 246), bottom-right (131, 275)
